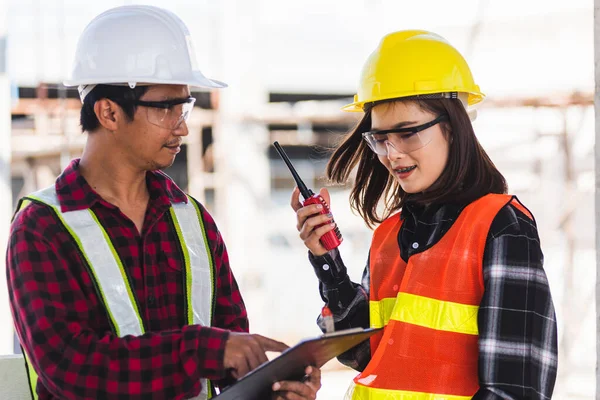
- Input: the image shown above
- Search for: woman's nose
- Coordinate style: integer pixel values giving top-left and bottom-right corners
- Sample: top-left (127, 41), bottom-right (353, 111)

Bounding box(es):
top-left (385, 141), bottom-right (405, 160)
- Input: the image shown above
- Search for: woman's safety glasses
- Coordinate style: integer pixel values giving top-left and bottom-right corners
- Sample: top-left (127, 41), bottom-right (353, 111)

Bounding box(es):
top-left (134, 96), bottom-right (196, 130)
top-left (362, 114), bottom-right (448, 156)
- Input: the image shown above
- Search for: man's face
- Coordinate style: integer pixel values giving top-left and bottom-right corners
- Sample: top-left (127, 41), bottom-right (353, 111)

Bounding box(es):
top-left (116, 84), bottom-right (191, 171)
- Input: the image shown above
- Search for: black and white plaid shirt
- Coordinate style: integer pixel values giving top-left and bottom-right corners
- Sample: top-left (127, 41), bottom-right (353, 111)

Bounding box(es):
top-left (309, 198), bottom-right (558, 399)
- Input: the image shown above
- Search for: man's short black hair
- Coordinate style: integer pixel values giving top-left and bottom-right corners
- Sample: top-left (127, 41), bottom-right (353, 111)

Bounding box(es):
top-left (80, 84), bottom-right (149, 132)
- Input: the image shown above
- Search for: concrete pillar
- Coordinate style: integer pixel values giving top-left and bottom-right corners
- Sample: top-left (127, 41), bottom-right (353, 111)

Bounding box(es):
top-left (0, 0), bottom-right (14, 355)
top-left (595, 0), bottom-right (600, 397)
top-left (212, 0), bottom-right (272, 334)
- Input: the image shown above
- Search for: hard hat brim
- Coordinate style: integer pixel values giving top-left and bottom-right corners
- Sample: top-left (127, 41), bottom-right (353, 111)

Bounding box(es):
top-left (63, 72), bottom-right (227, 89)
top-left (342, 91), bottom-right (485, 113)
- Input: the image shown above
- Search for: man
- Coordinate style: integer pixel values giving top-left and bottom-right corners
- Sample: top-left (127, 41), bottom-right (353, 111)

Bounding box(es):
top-left (7, 5), bottom-right (320, 400)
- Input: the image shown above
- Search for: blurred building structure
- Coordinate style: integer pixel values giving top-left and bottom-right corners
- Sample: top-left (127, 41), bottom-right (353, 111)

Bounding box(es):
top-left (1, 0), bottom-right (594, 398)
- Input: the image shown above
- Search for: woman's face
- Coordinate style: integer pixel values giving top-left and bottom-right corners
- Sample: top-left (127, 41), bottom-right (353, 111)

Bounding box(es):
top-left (370, 101), bottom-right (450, 194)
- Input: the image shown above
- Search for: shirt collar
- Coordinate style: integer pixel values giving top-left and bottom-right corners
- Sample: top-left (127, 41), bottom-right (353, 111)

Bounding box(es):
top-left (55, 158), bottom-right (188, 212)
top-left (400, 199), bottom-right (465, 224)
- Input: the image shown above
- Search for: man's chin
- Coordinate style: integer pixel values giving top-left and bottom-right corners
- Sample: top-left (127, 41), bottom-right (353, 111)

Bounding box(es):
top-left (150, 158), bottom-right (176, 171)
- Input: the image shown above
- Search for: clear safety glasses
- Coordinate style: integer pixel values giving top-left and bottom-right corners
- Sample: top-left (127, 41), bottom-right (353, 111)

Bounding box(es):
top-left (134, 96), bottom-right (196, 130)
top-left (362, 114), bottom-right (448, 156)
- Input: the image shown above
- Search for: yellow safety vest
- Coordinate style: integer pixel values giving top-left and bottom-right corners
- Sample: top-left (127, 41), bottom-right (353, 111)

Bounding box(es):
top-left (17, 186), bottom-right (216, 400)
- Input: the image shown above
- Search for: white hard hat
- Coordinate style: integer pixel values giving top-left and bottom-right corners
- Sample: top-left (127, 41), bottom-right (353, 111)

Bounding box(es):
top-left (64, 5), bottom-right (226, 100)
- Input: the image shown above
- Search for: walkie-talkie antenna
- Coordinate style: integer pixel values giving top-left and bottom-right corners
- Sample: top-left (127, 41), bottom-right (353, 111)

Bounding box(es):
top-left (273, 141), bottom-right (314, 200)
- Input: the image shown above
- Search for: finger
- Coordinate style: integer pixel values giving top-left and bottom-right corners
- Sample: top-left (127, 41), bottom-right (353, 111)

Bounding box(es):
top-left (290, 187), bottom-right (304, 212)
top-left (304, 366), bottom-right (322, 391)
top-left (248, 337), bottom-right (269, 370)
top-left (296, 203), bottom-right (325, 221)
top-left (318, 187), bottom-right (331, 207)
top-left (298, 214), bottom-right (333, 240)
top-left (309, 221), bottom-right (336, 240)
top-left (295, 203), bottom-right (323, 232)
top-left (272, 381), bottom-right (316, 399)
top-left (301, 231), bottom-right (328, 254)
top-left (233, 354), bottom-right (252, 379)
top-left (255, 335), bottom-right (289, 353)
top-left (302, 226), bottom-right (334, 256)
top-left (238, 340), bottom-right (262, 377)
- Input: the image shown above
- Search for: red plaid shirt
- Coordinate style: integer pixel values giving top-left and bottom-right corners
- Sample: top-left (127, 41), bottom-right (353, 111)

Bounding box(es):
top-left (6, 159), bottom-right (249, 399)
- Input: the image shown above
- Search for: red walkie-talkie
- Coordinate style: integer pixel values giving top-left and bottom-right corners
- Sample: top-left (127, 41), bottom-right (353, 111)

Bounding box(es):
top-left (274, 141), bottom-right (343, 251)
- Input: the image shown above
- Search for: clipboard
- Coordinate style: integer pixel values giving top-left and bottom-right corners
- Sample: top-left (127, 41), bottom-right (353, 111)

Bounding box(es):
top-left (213, 327), bottom-right (381, 400)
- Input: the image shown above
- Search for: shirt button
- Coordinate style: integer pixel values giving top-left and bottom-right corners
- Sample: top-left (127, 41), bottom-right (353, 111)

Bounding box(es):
top-left (148, 295), bottom-right (155, 306)
top-left (412, 242), bottom-right (419, 249)
top-left (322, 264), bottom-right (330, 271)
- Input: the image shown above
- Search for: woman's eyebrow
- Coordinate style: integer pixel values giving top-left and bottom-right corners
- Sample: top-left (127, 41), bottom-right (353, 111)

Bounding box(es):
top-left (391, 120), bottom-right (418, 128)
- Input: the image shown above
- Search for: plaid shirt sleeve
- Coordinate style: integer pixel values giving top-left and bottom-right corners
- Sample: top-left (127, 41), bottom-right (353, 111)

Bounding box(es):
top-left (197, 201), bottom-right (250, 391)
top-left (7, 202), bottom-right (246, 400)
top-left (309, 249), bottom-right (371, 371)
top-left (474, 205), bottom-right (558, 400)
top-left (196, 200), bottom-right (249, 335)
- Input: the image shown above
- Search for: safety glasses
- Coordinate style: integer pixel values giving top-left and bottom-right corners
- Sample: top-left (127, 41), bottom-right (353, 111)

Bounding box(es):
top-left (362, 114), bottom-right (448, 156)
top-left (134, 96), bottom-right (196, 130)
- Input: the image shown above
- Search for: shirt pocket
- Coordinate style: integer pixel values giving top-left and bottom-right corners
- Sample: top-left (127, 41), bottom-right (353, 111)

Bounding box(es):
top-left (159, 245), bottom-right (184, 272)
top-left (153, 250), bottom-right (185, 325)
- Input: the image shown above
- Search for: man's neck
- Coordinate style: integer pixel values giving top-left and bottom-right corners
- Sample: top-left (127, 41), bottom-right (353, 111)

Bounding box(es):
top-left (79, 143), bottom-right (149, 207)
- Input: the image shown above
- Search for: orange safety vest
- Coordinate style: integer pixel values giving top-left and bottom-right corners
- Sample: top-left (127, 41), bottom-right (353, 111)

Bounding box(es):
top-left (349, 194), bottom-right (533, 400)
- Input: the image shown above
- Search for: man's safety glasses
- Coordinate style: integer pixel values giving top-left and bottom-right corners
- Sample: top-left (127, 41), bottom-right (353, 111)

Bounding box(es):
top-left (134, 96), bottom-right (196, 130)
top-left (362, 114), bottom-right (448, 156)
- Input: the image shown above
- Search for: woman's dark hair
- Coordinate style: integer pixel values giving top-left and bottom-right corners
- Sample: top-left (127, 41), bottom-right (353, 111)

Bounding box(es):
top-left (80, 84), bottom-right (149, 132)
top-left (327, 98), bottom-right (507, 228)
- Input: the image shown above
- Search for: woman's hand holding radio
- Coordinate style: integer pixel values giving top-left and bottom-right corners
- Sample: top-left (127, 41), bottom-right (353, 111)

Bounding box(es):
top-left (291, 187), bottom-right (337, 257)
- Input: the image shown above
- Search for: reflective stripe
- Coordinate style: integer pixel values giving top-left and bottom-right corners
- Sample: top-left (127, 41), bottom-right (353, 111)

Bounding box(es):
top-left (170, 198), bottom-right (214, 399)
top-left (369, 298), bottom-right (396, 329)
top-left (28, 187), bottom-right (144, 337)
top-left (23, 351), bottom-right (38, 400)
top-left (18, 199), bottom-right (32, 211)
top-left (170, 199), bottom-right (213, 327)
top-left (347, 382), bottom-right (471, 400)
top-left (389, 292), bottom-right (478, 335)
top-left (370, 293), bottom-right (479, 335)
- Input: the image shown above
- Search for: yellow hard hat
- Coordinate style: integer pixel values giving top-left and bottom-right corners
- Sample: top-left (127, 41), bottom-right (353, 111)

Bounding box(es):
top-left (343, 30), bottom-right (484, 112)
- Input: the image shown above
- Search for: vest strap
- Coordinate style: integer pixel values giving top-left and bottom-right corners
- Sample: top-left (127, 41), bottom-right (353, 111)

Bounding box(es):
top-left (170, 199), bottom-right (214, 327)
top-left (170, 198), bottom-right (214, 399)
top-left (27, 187), bottom-right (144, 337)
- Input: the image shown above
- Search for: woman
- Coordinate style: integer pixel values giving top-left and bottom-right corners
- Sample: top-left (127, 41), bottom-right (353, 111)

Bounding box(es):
top-left (291, 30), bottom-right (558, 399)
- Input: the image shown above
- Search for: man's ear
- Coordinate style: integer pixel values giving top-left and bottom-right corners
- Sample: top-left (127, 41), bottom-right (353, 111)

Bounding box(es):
top-left (93, 99), bottom-right (121, 131)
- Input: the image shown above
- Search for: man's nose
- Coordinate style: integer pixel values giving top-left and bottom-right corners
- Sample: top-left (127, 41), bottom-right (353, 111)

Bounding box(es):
top-left (172, 119), bottom-right (189, 136)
